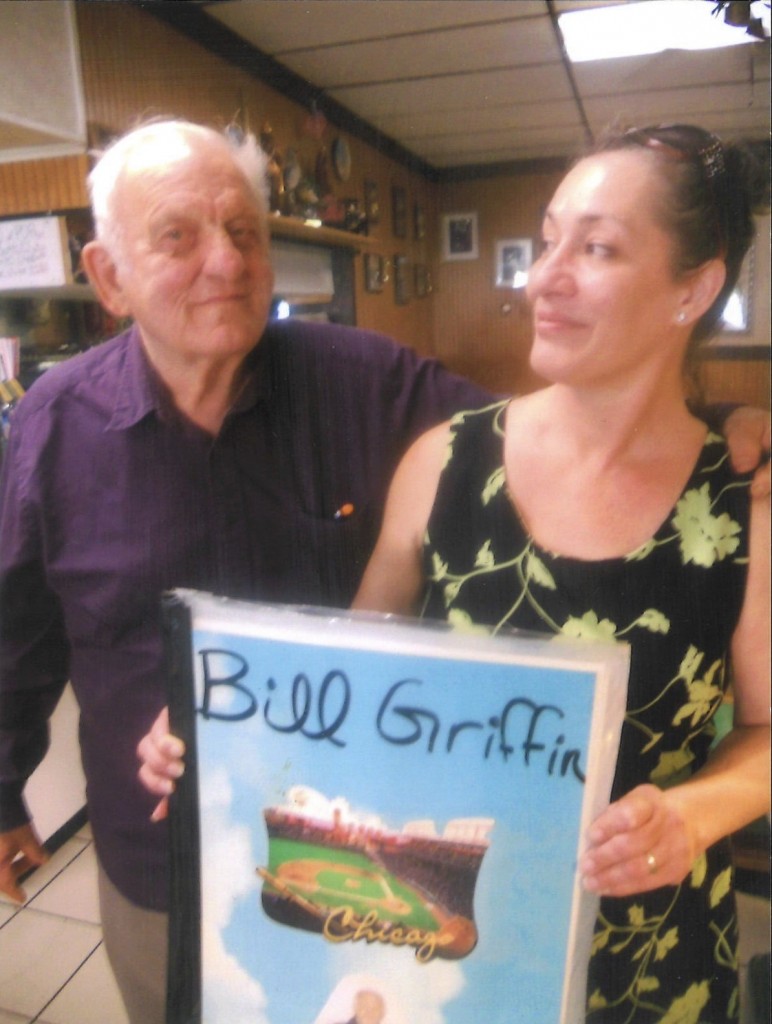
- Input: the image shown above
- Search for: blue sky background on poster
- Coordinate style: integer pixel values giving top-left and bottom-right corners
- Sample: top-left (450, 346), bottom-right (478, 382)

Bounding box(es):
top-left (191, 628), bottom-right (606, 1024)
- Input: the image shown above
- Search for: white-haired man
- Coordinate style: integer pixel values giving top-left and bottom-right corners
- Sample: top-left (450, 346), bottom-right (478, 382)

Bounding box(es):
top-left (0, 119), bottom-right (491, 1023)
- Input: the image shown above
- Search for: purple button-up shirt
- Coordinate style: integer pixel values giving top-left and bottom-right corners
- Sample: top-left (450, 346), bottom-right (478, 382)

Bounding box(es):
top-left (0, 319), bottom-right (490, 909)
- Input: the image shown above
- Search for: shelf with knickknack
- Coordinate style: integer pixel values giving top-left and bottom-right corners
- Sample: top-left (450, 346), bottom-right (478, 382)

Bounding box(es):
top-left (268, 213), bottom-right (377, 252)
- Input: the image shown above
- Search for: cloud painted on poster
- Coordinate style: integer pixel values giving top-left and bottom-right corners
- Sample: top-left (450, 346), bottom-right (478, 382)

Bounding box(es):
top-left (200, 765), bottom-right (268, 1024)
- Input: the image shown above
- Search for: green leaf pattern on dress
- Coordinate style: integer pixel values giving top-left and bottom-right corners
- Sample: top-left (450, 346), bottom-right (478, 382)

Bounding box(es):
top-left (424, 410), bottom-right (747, 1021)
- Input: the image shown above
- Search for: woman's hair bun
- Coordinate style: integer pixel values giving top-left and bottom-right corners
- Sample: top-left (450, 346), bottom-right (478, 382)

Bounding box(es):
top-left (727, 139), bottom-right (771, 214)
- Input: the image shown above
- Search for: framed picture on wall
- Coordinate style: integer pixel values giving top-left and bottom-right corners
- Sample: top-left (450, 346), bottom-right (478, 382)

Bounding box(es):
top-left (494, 238), bottom-right (533, 289)
top-left (414, 202), bottom-right (426, 240)
top-left (393, 253), bottom-right (412, 305)
top-left (392, 185), bottom-right (408, 238)
top-left (705, 217), bottom-right (771, 359)
top-left (441, 212), bottom-right (478, 261)
top-left (363, 252), bottom-right (386, 293)
top-left (414, 262), bottom-right (431, 298)
top-left (712, 242), bottom-right (754, 339)
top-left (364, 179), bottom-right (380, 226)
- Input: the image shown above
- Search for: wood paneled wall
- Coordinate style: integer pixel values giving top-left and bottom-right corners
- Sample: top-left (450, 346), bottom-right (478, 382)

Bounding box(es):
top-left (0, 155), bottom-right (88, 215)
top-left (432, 170), bottom-right (562, 396)
top-left (700, 359), bottom-right (770, 410)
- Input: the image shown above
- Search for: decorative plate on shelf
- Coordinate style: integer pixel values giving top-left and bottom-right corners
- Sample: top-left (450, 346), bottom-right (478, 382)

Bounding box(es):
top-left (332, 137), bottom-right (351, 182)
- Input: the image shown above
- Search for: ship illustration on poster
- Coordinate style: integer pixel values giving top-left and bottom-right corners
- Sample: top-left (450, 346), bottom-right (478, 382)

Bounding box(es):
top-left (257, 785), bottom-right (494, 963)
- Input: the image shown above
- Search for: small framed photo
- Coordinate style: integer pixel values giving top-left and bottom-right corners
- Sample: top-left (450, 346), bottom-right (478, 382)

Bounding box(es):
top-left (364, 179), bottom-right (380, 226)
top-left (442, 212), bottom-right (478, 261)
top-left (414, 202), bottom-right (426, 241)
top-left (718, 243), bottom-right (753, 334)
top-left (414, 262), bottom-right (431, 298)
top-left (705, 237), bottom-right (770, 359)
top-left (393, 253), bottom-right (412, 305)
top-left (391, 185), bottom-right (408, 238)
top-left (494, 238), bottom-right (533, 288)
top-left (363, 252), bottom-right (386, 293)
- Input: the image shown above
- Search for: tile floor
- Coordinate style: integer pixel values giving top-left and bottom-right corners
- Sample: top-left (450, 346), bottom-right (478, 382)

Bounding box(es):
top-left (0, 822), bottom-right (769, 1023)
top-left (0, 824), bottom-right (127, 1024)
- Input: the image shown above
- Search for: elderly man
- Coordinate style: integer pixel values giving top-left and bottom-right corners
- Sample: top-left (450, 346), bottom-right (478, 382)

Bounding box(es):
top-left (0, 119), bottom-right (767, 1024)
top-left (0, 120), bottom-right (491, 1023)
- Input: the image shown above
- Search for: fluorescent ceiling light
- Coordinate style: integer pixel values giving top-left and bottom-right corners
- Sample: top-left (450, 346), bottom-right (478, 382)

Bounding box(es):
top-left (559, 1), bottom-right (765, 63)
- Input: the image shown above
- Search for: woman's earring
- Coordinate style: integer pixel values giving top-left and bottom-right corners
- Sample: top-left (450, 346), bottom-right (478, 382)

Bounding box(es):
top-left (677, 311), bottom-right (687, 324)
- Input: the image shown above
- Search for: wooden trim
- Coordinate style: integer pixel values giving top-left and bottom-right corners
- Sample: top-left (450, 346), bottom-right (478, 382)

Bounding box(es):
top-left (699, 346), bottom-right (771, 362)
top-left (269, 215), bottom-right (375, 251)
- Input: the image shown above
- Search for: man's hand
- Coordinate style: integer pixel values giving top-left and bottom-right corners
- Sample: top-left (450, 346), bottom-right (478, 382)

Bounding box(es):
top-left (723, 406), bottom-right (771, 498)
top-left (136, 706), bottom-right (185, 823)
top-left (0, 823), bottom-right (48, 903)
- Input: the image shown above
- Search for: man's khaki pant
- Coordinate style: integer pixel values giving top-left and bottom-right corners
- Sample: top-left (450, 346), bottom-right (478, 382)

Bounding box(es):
top-left (97, 859), bottom-right (168, 1024)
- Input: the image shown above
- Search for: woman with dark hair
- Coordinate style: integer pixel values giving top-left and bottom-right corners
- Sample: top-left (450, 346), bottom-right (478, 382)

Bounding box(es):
top-left (353, 125), bottom-right (770, 1022)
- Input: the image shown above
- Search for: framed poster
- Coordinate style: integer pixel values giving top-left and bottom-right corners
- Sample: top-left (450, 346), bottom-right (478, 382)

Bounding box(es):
top-left (441, 212), bottom-right (478, 261)
top-left (393, 254), bottom-right (412, 306)
top-left (494, 238), bottom-right (533, 289)
top-left (413, 203), bottom-right (426, 241)
top-left (0, 215), bottom-right (73, 290)
top-left (164, 591), bottom-right (629, 1024)
top-left (364, 180), bottom-right (380, 226)
top-left (414, 263), bottom-right (431, 298)
top-left (391, 185), bottom-right (408, 238)
top-left (363, 253), bottom-right (386, 294)
top-left (701, 213), bottom-right (770, 359)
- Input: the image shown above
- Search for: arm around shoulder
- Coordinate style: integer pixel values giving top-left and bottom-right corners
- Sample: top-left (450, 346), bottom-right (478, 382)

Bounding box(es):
top-left (719, 405), bottom-right (771, 496)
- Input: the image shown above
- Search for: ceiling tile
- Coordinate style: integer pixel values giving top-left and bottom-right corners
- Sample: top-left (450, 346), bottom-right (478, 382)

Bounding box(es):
top-left (208, 0), bottom-right (545, 52)
top-left (330, 63), bottom-right (575, 119)
top-left (418, 123), bottom-right (589, 162)
top-left (373, 99), bottom-right (580, 140)
top-left (274, 18), bottom-right (561, 88)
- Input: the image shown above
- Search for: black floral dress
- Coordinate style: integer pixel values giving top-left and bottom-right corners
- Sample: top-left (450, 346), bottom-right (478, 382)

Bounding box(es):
top-left (421, 401), bottom-right (751, 1024)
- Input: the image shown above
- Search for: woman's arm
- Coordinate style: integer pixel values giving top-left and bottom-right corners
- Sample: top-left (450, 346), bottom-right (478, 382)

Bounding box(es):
top-left (581, 490), bottom-right (770, 897)
top-left (352, 421), bottom-right (451, 615)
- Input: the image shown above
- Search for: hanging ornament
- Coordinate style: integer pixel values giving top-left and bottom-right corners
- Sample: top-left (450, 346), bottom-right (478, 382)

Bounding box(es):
top-left (302, 100), bottom-right (327, 141)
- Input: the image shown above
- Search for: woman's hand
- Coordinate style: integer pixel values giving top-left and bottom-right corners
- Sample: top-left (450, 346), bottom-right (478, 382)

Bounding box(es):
top-left (136, 706), bottom-right (185, 823)
top-left (723, 406), bottom-right (771, 498)
top-left (580, 784), bottom-right (698, 896)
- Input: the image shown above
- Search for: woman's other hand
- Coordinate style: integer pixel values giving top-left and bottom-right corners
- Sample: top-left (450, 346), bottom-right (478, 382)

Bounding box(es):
top-left (580, 784), bottom-right (698, 896)
top-left (136, 706), bottom-right (185, 823)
